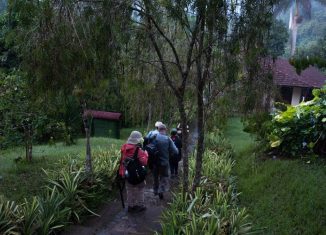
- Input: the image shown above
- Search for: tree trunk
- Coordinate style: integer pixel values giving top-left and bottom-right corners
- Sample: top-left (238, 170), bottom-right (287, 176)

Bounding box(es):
top-left (24, 127), bottom-right (33, 162)
top-left (178, 98), bottom-right (189, 194)
top-left (193, 78), bottom-right (205, 190)
top-left (147, 102), bottom-right (152, 130)
top-left (84, 119), bottom-right (93, 175)
top-left (83, 114), bottom-right (93, 175)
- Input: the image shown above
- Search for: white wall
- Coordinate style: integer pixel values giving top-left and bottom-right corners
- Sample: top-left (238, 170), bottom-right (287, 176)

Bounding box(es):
top-left (291, 87), bottom-right (302, 105)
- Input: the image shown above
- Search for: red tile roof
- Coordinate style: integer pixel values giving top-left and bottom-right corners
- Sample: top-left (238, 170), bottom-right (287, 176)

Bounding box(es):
top-left (84, 110), bottom-right (122, 121)
top-left (266, 58), bottom-right (326, 88)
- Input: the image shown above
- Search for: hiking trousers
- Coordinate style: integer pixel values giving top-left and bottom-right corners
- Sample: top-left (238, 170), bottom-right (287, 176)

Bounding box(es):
top-left (169, 158), bottom-right (180, 176)
top-left (126, 181), bottom-right (145, 207)
top-left (152, 165), bottom-right (169, 194)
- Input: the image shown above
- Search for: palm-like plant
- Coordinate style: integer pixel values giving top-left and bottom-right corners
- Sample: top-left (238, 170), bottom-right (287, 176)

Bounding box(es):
top-left (274, 0), bottom-right (326, 56)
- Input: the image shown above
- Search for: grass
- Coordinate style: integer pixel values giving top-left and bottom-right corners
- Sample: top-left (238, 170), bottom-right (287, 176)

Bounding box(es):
top-left (0, 137), bottom-right (124, 202)
top-left (225, 117), bottom-right (326, 235)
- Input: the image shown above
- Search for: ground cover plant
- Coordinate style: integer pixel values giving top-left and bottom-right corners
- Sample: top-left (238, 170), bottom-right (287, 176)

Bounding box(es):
top-left (0, 137), bottom-right (124, 234)
top-left (0, 137), bottom-right (123, 202)
top-left (227, 118), bottom-right (326, 235)
top-left (159, 131), bottom-right (252, 234)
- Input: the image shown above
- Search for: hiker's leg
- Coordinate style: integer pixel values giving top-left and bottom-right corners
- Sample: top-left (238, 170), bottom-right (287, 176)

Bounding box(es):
top-left (169, 158), bottom-right (175, 175)
top-left (126, 182), bottom-right (137, 207)
top-left (152, 165), bottom-right (159, 194)
top-left (158, 165), bottom-right (169, 193)
top-left (134, 182), bottom-right (145, 207)
top-left (174, 159), bottom-right (179, 175)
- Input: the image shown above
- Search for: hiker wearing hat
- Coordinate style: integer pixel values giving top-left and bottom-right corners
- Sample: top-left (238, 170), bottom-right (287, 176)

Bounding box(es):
top-left (144, 121), bottom-right (163, 146)
top-left (170, 128), bottom-right (182, 178)
top-left (153, 123), bottom-right (179, 199)
top-left (119, 131), bottom-right (148, 212)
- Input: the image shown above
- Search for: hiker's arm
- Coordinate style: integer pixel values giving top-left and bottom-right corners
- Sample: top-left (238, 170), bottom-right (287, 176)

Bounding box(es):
top-left (118, 151), bottom-right (125, 177)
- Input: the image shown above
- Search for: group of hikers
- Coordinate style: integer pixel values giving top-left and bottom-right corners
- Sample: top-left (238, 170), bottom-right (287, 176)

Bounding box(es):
top-left (118, 121), bottom-right (183, 213)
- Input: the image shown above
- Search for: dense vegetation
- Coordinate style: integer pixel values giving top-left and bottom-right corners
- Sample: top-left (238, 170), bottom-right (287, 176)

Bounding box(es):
top-left (227, 118), bottom-right (326, 235)
top-left (0, 139), bottom-right (122, 234)
top-left (160, 131), bottom-right (252, 234)
top-left (277, 0), bottom-right (326, 58)
top-left (245, 86), bottom-right (326, 158)
top-left (0, 0), bottom-right (325, 234)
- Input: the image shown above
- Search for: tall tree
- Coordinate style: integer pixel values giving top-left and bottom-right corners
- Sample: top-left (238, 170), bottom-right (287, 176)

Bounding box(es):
top-left (275, 0), bottom-right (326, 56)
top-left (7, 0), bottom-right (130, 174)
top-left (130, 0), bottom-right (277, 192)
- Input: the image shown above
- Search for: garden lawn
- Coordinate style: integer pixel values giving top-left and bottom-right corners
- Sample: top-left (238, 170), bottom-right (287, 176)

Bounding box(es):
top-left (0, 137), bottom-right (124, 202)
top-left (226, 117), bottom-right (326, 235)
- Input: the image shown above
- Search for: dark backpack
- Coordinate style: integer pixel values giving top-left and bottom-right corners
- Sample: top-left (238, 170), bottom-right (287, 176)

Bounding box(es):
top-left (144, 134), bottom-right (160, 168)
top-left (123, 147), bottom-right (147, 185)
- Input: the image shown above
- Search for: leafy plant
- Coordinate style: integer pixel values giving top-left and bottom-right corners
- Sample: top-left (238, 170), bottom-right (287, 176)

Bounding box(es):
top-left (0, 200), bottom-right (19, 235)
top-left (267, 86), bottom-right (326, 157)
top-left (19, 197), bottom-right (39, 235)
top-left (37, 187), bottom-right (70, 235)
top-left (44, 166), bottom-right (97, 223)
top-left (160, 131), bottom-right (252, 234)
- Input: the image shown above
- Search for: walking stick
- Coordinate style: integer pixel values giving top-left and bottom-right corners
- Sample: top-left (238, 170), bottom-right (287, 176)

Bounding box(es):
top-left (118, 179), bottom-right (125, 209)
top-left (115, 169), bottom-right (125, 209)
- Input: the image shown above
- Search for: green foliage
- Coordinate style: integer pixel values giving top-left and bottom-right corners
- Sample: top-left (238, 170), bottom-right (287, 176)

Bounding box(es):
top-left (36, 188), bottom-right (70, 235)
top-left (267, 86), bottom-right (326, 157)
top-left (266, 19), bottom-right (289, 59)
top-left (227, 117), bottom-right (326, 234)
top-left (19, 197), bottom-right (39, 235)
top-left (242, 112), bottom-right (273, 147)
top-left (0, 200), bottom-right (19, 235)
top-left (160, 131), bottom-right (252, 234)
top-left (0, 138), bottom-right (121, 234)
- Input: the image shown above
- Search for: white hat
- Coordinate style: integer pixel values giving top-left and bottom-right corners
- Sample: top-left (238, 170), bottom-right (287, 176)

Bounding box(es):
top-left (155, 121), bottom-right (163, 128)
top-left (127, 131), bottom-right (143, 145)
top-left (158, 123), bottom-right (167, 130)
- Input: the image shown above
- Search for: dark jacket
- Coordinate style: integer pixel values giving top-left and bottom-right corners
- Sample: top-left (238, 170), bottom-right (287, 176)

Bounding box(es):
top-left (171, 134), bottom-right (182, 160)
top-left (156, 133), bottom-right (178, 166)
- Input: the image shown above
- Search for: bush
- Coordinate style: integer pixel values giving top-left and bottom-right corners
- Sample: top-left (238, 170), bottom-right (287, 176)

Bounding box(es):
top-left (268, 86), bottom-right (326, 157)
top-left (159, 132), bottom-right (252, 235)
top-left (242, 112), bottom-right (272, 146)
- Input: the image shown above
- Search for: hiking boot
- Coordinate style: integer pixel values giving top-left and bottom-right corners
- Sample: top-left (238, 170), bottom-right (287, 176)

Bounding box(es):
top-left (133, 205), bottom-right (146, 212)
top-left (128, 206), bottom-right (135, 213)
top-left (158, 192), bottom-right (164, 200)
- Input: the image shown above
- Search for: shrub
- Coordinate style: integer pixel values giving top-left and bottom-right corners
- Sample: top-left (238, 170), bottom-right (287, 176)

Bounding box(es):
top-left (242, 112), bottom-right (272, 146)
top-left (268, 86), bottom-right (326, 157)
top-left (44, 168), bottom-right (96, 223)
top-left (159, 132), bottom-right (252, 234)
top-left (36, 188), bottom-right (70, 235)
top-left (0, 200), bottom-right (19, 235)
top-left (19, 197), bottom-right (39, 235)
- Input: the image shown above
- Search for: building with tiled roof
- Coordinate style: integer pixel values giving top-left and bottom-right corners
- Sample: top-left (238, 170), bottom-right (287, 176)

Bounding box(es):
top-left (269, 58), bottom-right (326, 105)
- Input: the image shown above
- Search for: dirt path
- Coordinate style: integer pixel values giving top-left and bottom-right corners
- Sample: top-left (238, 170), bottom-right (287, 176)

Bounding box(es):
top-left (61, 172), bottom-right (177, 235)
top-left (62, 127), bottom-right (198, 235)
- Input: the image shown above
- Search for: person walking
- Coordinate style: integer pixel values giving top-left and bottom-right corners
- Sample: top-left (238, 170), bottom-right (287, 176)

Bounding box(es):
top-left (119, 131), bottom-right (148, 213)
top-left (144, 121), bottom-right (163, 146)
top-left (169, 128), bottom-right (182, 178)
top-left (153, 124), bottom-right (178, 199)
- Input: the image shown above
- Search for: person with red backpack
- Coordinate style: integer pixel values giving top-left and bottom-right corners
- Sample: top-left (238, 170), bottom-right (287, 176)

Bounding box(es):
top-left (119, 131), bottom-right (148, 213)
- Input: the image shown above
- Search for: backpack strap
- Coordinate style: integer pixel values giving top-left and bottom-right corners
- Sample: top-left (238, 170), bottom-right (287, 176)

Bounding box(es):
top-left (133, 146), bottom-right (140, 160)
